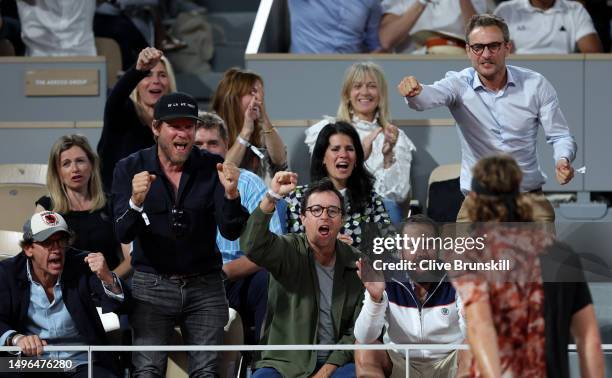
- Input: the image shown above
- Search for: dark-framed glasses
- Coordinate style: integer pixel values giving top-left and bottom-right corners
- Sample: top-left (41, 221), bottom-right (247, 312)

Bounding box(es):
top-left (468, 41), bottom-right (505, 55)
top-left (305, 205), bottom-right (342, 218)
top-left (36, 236), bottom-right (68, 249)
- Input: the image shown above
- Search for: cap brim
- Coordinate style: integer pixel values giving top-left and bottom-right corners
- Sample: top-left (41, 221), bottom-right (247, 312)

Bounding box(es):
top-left (32, 227), bottom-right (70, 242)
top-left (157, 114), bottom-right (204, 123)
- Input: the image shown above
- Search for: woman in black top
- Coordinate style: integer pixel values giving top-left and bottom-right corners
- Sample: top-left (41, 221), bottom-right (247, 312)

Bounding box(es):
top-left (97, 47), bottom-right (176, 191)
top-left (37, 134), bottom-right (132, 278)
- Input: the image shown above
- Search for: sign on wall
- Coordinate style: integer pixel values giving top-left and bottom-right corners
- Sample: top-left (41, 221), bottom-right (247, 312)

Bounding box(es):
top-left (24, 69), bottom-right (99, 96)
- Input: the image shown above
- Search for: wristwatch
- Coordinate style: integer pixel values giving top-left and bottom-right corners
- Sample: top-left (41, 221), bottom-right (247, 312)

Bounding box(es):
top-left (7, 332), bottom-right (22, 346)
top-left (102, 272), bottom-right (120, 291)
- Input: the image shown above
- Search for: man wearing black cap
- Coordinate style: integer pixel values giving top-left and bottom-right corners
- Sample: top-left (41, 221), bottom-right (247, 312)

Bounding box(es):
top-left (112, 92), bottom-right (249, 377)
top-left (0, 211), bottom-right (128, 377)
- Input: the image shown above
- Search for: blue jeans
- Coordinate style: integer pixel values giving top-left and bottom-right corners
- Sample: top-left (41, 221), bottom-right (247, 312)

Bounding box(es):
top-left (130, 270), bottom-right (229, 377)
top-left (252, 363), bottom-right (356, 378)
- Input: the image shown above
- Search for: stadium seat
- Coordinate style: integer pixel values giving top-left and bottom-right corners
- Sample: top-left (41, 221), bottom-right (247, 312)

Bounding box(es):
top-left (166, 307), bottom-right (245, 378)
top-left (0, 39), bottom-right (15, 56)
top-left (95, 37), bottom-right (123, 89)
top-left (0, 229), bottom-right (22, 260)
top-left (0, 164), bottom-right (48, 232)
top-left (426, 164), bottom-right (463, 222)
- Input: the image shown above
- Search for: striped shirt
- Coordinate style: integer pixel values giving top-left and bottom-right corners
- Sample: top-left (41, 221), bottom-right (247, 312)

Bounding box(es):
top-left (218, 169), bottom-right (283, 264)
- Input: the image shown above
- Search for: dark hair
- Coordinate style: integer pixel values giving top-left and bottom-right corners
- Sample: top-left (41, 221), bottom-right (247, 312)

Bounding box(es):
top-left (401, 214), bottom-right (439, 237)
top-left (19, 231), bottom-right (74, 250)
top-left (310, 122), bottom-right (374, 213)
top-left (300, 178), bottom-right (345, 216)
top-left (197, 111), bottom-right (228, 142)
top-left (465, 14), bottom-right (510, 44)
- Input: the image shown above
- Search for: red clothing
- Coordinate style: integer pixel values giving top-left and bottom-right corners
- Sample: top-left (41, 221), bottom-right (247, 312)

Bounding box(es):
top-left (453, 226), bottom-right (553, 377)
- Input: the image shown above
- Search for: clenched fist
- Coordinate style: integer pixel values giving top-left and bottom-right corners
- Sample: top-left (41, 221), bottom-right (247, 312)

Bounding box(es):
top-left (136, 47), bottom-right (163, 72)
top-left (555, 158), bottom-right (574, 185)
top-left (398, 76), bottom-right (422, 97)
top-left (270, 171), bottom-right (298, 197)
top-left (131, 171), bottom-right (157, 207)
top-left (84, 252), bottom-right (113, 285)
top-left (217, 162), bottom-right (241, 199)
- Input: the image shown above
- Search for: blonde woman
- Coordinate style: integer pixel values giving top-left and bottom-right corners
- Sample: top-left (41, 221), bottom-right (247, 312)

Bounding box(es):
top-left (305, 62), bottom-right (415, 224)
top-left (212, 68), bottom-right (287, 178)
top-left (37, 134), bottom-right (132, 278)
top-left (97, 47), bottom-right (177, 190)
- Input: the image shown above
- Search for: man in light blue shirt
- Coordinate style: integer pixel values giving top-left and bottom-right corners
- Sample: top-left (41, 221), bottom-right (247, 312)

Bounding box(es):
top-left (0, 211), bottom-right (127, 377)
top-left (398, 14), bottom-right (576, 221)
top-left (288, 0), bottom-right (382, 53)
top-left (195, 112), bottom-right (283, 343)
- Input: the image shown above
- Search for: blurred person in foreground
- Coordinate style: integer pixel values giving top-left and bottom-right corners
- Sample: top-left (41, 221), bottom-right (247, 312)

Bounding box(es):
top-left (451, 154), bottom-right (603, 377)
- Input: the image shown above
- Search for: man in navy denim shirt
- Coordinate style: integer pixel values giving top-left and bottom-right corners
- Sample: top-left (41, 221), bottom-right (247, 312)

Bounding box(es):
top-left (112, 91), bottom-right (249, 377)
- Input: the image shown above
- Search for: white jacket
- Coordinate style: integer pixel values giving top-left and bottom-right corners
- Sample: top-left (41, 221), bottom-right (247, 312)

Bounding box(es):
top-left (354, 276), bottom-right (465, 361)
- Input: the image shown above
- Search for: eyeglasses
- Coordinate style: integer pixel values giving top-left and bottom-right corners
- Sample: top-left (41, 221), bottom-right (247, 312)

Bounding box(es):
top-left (305, 205), bottom-right (342, 218)
top-left (468, 41), bottom-right (505, 55)
top-left (36, 237), bottom-right (68, 249)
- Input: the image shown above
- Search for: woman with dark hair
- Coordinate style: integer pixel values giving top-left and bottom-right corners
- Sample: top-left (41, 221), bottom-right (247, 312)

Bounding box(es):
top-left (451, 155), bottom-right (602, 377)
top-left (37, 134), bottom-right (131, 278)
top-left (285, 122), bottom-right (393, 249)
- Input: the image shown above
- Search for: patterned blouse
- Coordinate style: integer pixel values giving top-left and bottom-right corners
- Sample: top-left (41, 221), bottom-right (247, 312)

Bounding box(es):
top-left (284, 184), bottom-right (394, 250)
top-left (452, 226), bottom-right (554, 377)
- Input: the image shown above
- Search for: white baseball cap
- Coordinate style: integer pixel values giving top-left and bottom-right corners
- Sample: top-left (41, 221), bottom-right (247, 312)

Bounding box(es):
top-left (22, 211), bottom-right (70, 242)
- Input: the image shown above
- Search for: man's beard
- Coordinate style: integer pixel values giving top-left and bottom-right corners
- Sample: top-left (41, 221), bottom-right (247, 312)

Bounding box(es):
top-left (159, 140), bottom-right (190, 165)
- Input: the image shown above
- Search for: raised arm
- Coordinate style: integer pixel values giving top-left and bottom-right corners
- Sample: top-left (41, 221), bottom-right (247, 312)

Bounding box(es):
top-left (353, 259), bottom-right (387, 343)
top-left (112, 164), bottom-right (153, 244)
top-left (398, 74), bottom-right (457, 111)
top-left (240, 171), bottom-right (298, 278)
top-left (214, 162), bottom-right (250, 240)
top-left (255, 81), bottom-right (287, 169)
top-left (379, 4), bottom-right (427, 51)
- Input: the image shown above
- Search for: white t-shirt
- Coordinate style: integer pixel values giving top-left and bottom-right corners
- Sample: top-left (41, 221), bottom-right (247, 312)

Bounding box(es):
top-left (382, 0), bottom-right (489, 53)
top-left (17, 0), bottom-right (97, 57)
top-left (494, 0), bottom-right (596, 54)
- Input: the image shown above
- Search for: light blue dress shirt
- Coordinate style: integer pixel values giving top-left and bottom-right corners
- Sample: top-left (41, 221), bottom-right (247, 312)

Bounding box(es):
top-left (406, 65), bottom-right (577, 192)
top-left (288, 0), bottom-right (382, 53)
top-left (0, 259), bottom-right (124, 366)
top-left (218, 169), bottom-right (283, 265)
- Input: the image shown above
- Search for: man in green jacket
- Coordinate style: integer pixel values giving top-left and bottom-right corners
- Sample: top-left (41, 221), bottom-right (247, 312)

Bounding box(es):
top-left (241, 172), bottom-right (364, 378)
